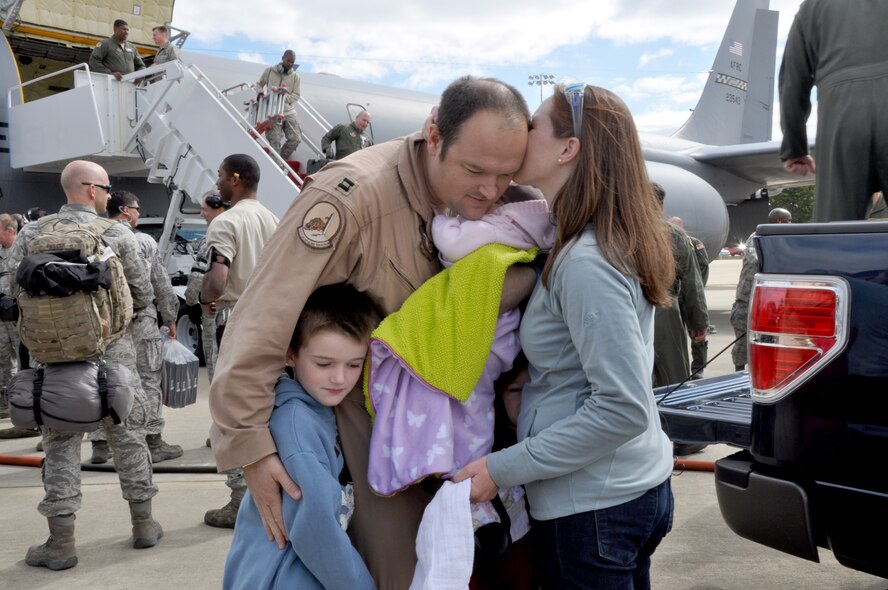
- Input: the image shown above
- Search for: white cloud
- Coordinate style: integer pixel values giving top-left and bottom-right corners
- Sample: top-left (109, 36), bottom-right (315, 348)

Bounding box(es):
top-left (173, 0), bottom-right (595, 85)
top-left (236, 52), bottom-right (265, 64)
top-left (611, 73), bottom-right (706, 105)
top-left (172, 1), bottom-right (808, 85)
top-left (171, 0), bottom-right (817, 135)
top-left (639, 48), bottom-right (674, 68)
top-left (634, 106), bottom-right (695, 136)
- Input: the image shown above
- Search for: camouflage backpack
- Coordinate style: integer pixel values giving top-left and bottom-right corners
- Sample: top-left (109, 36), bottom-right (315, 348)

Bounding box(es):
top-left (15, 214), bottom-right (133, 363)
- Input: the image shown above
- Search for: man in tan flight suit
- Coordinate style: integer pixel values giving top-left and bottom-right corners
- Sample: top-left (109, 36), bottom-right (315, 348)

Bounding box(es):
top-left (209, 76), bottom-right (534, 588)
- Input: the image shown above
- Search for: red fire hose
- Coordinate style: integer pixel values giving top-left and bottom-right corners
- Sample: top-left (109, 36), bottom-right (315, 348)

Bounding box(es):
top-left (0, 454), bottom-right (44, 468)
top-left (673, 458), bottom-right (715, 472)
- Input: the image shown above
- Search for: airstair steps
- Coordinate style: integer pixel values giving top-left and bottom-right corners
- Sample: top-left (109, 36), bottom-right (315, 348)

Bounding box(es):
top-left (8, 61), bottom-right (304, 219)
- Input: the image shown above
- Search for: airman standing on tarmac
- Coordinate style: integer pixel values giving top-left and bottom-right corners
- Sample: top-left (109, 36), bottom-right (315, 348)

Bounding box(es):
top-left (14, 161), bottom-right (162, 570)
top-left (200, 155), bottom-right (279, 529)
top-left (731, 207), bottom-right (792, 370)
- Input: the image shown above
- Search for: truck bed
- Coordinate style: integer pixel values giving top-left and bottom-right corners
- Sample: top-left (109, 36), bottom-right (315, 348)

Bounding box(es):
top-left (654, 372), bottom-right (752, 449)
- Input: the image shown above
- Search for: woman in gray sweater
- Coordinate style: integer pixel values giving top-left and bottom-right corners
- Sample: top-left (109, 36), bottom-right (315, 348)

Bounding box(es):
top-left (455, 84), bottom-right (676, 589)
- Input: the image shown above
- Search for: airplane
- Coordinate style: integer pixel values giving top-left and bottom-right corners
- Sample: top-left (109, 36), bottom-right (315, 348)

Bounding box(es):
top-left (0, 0), bottom-right (803, 262)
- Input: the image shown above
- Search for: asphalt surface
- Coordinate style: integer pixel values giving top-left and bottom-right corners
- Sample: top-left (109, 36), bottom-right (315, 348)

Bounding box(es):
top-left (0, 259), bottom-right (885, 589)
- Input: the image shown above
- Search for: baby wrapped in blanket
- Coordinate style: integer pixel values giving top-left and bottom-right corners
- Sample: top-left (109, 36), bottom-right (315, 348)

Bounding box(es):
top-left (365, 199), bottom-right (553, 529)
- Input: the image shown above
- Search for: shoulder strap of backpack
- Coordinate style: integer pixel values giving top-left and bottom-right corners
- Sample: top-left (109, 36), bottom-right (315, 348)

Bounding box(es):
top-left (88, 216), bottom-right (118, 235)
top-left (31, 368), bottom-right (45, 427)
top-left (34, 214), bottom-right (59, 235)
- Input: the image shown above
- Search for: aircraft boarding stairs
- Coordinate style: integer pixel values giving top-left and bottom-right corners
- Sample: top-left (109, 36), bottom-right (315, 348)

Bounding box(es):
top-left (7, 60), bottom-right (333, 222)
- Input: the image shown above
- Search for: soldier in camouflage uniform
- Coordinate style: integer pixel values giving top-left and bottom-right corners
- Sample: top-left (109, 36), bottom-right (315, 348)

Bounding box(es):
top-left (151, 25), bottom-right (181, 66)
top-left (256, 50), bottom-right (302, 160)
top-left (0, 217), bottom-right (36, 438)
top-left (88, 191), bottom-right (182, 464)
top-left (731, 208), bottom-right (792, 370)
top-left (0, 214), bottom-right (19, 420)
top-left (13, 161), bottom-right (162, 570)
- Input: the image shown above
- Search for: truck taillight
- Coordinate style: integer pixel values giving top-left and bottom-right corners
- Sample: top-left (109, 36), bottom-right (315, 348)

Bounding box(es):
top-left (749, 276), bottom-right (849, 402)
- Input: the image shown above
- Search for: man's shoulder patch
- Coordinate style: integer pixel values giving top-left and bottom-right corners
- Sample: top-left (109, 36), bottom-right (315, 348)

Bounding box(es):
top-left (298, 201), bottom-right (344, 250)
top-left (335, 176), bottom-right (358, 197)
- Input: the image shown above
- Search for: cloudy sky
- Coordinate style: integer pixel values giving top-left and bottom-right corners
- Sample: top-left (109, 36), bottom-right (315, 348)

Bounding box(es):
top-left (172, 0), bottom-right (812, 139)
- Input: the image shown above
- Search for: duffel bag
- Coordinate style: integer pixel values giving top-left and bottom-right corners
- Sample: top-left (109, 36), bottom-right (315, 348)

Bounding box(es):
top-left (307, 157), bottom-right (334, 175)
top-left (7, 361), bottom-right (134, 432)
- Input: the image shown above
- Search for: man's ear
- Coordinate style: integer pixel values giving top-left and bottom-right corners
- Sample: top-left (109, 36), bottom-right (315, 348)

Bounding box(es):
top-left (426, 123), bottom-right (442, 158)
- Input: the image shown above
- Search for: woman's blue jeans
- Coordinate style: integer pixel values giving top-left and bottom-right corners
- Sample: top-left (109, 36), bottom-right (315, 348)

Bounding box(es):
top-left (534, 478), bottom-right (673, 590)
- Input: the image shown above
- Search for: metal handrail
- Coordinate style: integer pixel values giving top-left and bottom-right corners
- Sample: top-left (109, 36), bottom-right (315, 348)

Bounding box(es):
top-left (124, 61), bottom-right (188, 151)
top-left (184, 63), bottom-right (303, 188)
top-left (7, 62), bottom-right (92, 107)
top-left (295, 99), bottom-right (332, 156)
top-left (220, 82), bottom-right (252, 96)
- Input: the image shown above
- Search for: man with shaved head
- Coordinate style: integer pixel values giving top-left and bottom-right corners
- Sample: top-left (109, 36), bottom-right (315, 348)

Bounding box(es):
top-left (10, 160), bottom-right (163, 570)
top-left (321, 110), bottom-right (374, 160)
top-left (256, 49), bottom-right (302, 160)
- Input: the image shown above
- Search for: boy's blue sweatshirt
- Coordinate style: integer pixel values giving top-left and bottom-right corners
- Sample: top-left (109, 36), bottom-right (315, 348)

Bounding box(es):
top-left (223, 373), bottom-right (375, 590)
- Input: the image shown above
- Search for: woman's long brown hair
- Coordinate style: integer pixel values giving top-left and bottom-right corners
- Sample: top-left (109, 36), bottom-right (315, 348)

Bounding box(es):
top-left (542, 85), bottom-right (674, 307)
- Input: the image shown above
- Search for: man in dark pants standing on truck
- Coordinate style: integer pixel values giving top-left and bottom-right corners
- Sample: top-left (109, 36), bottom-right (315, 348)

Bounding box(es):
top-left (779, 0), bottom-right (888, 222)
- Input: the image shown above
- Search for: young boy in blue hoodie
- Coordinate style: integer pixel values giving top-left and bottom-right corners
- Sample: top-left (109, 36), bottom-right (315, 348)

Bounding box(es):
top-left (224, 284), bottom-right (380, 590)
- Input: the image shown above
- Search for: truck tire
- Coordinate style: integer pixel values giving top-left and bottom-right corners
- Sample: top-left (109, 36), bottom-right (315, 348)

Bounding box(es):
top-left (176, 304), bottom-right (206, 366)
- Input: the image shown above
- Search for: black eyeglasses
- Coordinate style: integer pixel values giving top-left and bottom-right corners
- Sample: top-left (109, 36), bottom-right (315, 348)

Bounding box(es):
top-left (126, 205), bottom-right (140, 211)
top-left (82, 182), bottom-right (112, 193)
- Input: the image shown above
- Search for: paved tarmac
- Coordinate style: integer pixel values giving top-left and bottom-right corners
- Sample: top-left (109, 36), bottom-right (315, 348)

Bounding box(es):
top-left (1, 259), bottom-right (885, 589)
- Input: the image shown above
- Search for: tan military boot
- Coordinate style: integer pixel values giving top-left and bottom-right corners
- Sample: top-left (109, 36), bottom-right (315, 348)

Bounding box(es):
top-left (129, 499), bottom-right (164, 549)
top-left (26, 514), bottom-right (78, 570)
top-left (90, 440), bottom-right (110, 464)
top-left (0, 425), bottom-right (40, 438)
top-left (146, 433), bottom-right (183, 463)
top-left (203, 488), bottom-right (245, 529)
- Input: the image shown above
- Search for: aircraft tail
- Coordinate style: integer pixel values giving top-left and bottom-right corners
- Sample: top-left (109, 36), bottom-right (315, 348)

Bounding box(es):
top-left (673, 0), bottom-right (778, 145)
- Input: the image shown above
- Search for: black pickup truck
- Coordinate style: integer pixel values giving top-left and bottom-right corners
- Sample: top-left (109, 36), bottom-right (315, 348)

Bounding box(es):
top-left (656, 221), bottom-right (888, 579)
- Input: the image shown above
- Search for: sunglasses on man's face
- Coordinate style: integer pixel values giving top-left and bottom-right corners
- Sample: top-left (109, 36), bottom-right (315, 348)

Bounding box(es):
top-left (81, 182), bottom-right (112, 193)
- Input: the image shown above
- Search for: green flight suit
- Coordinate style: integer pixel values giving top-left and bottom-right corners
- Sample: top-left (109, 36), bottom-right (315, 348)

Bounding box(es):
top-left (89, 36), bottom-right (145, 76)
top-left (321, 123), bottom-right (373, 160)
top-left (653, 223), bottom-right (708, 388)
